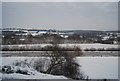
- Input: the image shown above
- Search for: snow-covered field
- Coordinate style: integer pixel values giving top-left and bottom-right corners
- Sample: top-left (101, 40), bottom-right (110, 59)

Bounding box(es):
top-left (60, 43), bottom-right (118, 50)
top-left (0, 57), bottom-right (118, 79)
top-left (2, 43), bottom-right (118, 50)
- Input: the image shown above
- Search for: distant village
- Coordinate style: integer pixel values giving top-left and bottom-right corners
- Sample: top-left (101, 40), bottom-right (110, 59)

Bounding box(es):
top-left (1, 28), bottom-right (120, 45)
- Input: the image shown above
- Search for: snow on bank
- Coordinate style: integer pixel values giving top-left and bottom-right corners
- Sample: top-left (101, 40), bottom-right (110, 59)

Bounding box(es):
top-left (1, 57), bottom-right (118, 79)
top-left (60, 43), bottom-right (118, 50)
top-left (2, 43), bottom-right (118, 50)
top-left (2, 71), bottom-right (67, 79)
top-left (1, 57), bottom-right (67, 79)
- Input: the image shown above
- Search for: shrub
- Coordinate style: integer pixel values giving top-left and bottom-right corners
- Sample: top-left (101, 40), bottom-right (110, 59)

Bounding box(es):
top-left (33, 44), bottom-right (85, 79)
top-left (33, 58), bottom-right (50, 73)
top-left (44, 44), bottom-right (85, 80)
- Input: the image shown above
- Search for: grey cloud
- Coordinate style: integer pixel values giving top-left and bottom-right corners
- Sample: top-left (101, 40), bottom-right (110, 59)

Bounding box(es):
top-left (2, 2), bottom-right (118, 30)
top-left (2, 0), bottom-right (120, 2)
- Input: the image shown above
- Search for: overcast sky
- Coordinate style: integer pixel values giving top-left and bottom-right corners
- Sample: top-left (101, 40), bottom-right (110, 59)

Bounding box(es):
top-left (2, 2), bottom-right (118, 30)
top-left (1, 0), bottom-right (119, 2)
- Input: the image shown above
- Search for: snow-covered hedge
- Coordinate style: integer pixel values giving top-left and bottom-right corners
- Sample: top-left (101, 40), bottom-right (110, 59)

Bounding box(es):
top-left (1, 43), bottom-right (118, 51)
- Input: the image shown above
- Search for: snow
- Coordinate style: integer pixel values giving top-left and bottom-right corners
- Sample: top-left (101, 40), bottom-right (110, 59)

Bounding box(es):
top-left (60, 35), bottom-right (68, 38)
top-left (20, 39), bottom-right (25, 41)
top-left (38, 31), bottom-right (47, 34)
top-left (2, 71), bottom-right (67, 79)
top-left (102, 36), bottom-right (109, 40)
top-left (1, 57), bottom-right (118, 79)
top-left (2, 43), bottom-right (118, 50)
top-left (64, 35), bottom-right (68, 38)
top-left (2, 57), bottom-right (45, 66)
top-left (1, 57), bottom-right (67, 79)
top-left (59, 43), bottom-right (118, 50)
top-left (76, 57), bottom-right (118, 79)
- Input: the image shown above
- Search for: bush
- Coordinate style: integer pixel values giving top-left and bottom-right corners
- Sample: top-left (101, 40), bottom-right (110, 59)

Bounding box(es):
top-left (32, 44), bottom-right (85, 79)
top-left (33, 58), bottom-right (50, 73)
top-left (12, 59), bottom-right (35, 75)
top-left (44, 44), bottom-right (85, 80)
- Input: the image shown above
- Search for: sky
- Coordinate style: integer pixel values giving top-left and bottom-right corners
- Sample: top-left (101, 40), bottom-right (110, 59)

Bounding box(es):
top-left (1, 0), bottom-right (120, 2)
top-left (2, 2), bottom-right (118, 30)
top-left (0, 2), bottom-right (1, 28)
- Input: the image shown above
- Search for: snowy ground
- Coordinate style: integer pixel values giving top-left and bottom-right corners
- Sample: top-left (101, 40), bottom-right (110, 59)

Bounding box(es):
top-left (0, 57), bottom-right (118, 79)
top-left (59, 43), bottom-right (118, 50)
top-left (2, 71), bottom-right (67, 79)
top-left (0, 57), bottom-right (67, 79)
top-left (2, 43), bottom-right (118, 50)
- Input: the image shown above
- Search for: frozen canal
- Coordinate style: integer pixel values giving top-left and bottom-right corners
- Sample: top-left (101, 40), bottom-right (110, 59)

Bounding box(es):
top-left (77, 57), bottom-right (118, 79)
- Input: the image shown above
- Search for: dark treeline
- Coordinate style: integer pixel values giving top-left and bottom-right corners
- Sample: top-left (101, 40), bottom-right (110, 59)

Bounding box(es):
top-left (2, 31), bottom-right (119, 45)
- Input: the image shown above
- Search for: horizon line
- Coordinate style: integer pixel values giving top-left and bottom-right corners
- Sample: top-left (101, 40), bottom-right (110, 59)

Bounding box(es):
top-left (2, 27), bottom-right (119, 31)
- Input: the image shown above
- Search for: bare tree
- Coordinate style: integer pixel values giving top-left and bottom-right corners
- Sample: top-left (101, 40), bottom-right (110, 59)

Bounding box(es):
top-left (46, 44), bottom-right (85, 80)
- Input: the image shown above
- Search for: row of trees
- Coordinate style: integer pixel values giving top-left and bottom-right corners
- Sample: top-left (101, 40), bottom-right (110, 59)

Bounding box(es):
top-left (3, 32), bottom-right (118, 45)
